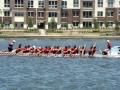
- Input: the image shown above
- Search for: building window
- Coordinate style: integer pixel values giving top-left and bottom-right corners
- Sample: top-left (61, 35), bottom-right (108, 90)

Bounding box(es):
top-left (98, 0), bottom-right (103, 7)
top-left (4, 22), bottom-right (11, 28)
top-left (38, 0), bottom-right (44, 8)
top-left (4, 11), bottom-right (10, 16)
top-left (28, 12), bottom-right (34, 17)
top-left (61, 1), bottom-right (67, 8)
top-left (73, 22), bottom-right (79, 26)
top-left (49, 1), bottom-right (57, 9)
top-left (97, 11), bottom-right (103, 16)
top-left (73, 10), bottom-right (79, 16)
top-left (107, 10), bottom-right (113, 16)
top-left (61, 11), bottom-right (67, 17)
top-left (15, 22), bottom-right (24, 28)
top-left (38, 12), bottom-right (44, 17)
top-left (49, 12), bottom-right (57, 17)
top-left (4, 0), bottom-right (10, 7)
top-left (83, 1), bottom-right (93, 8)
top-left (73, 0), bottom-right (79, 7)
top-left (28, 0), bottom-right (34, 8)
top-left (83, 11), bottom-right (92, 18)
top-left (83, 22), bottom-right (92, 28)
top-left (15, 12), bottom-right (24, 16)
top-left (15, 0), bottom-right (24, 8)
top-left (108, 0), bottom-right (114, 8)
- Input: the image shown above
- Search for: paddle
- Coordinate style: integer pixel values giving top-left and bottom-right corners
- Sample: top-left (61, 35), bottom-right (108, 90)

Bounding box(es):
top-left (54, 47), bottom-right (62, 56)
top-left (91, 43), bottom-right (96, 56)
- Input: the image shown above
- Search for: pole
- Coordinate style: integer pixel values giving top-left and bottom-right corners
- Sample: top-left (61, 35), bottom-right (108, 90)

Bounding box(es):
top-left (36, 8), bottom-right (37, 29)
top-left (0, 9), bottom-right (3, 23)
top-left (117, 8), bottom-right (119, 21)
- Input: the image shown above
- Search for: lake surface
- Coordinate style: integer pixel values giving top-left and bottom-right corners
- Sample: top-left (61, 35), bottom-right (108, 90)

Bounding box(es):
top-left (0, 39), bottom-right (120, 90)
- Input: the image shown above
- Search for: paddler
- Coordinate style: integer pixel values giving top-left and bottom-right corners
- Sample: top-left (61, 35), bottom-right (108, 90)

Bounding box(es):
top-left (80, 46), bottom-right (86, 56)
top-left (67, 46), bottom-right (71, 54)
top-left (71, 45), bottom-right (78, 54)
top-left (88, 43), bottom-right (96, 56)
top-left (15, 44), bottom-right (22, 53)
top-left (18, 44), bottom-right (22, 48)
top-left (91, 43), bottom-right (96, 56)
top-left (55, 46), bottom-right (62, 54)
top-left (63, 46), bottom-right (68, 54)
top-left (88, 46), bottom-right (92, 56)
top-left (102, 40), bottom-right (112, 55)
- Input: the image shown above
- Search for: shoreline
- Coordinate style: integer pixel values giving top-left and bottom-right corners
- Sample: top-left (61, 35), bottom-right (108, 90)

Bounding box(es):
top-left (0, 35), bottom-right (120, 39)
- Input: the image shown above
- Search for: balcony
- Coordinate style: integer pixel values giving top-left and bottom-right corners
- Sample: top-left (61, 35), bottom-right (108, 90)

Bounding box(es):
top-left (82, 1), bottom-right (93, 10)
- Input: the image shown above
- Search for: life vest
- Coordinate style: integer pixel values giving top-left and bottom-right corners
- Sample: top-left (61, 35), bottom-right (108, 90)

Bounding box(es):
top-left (8, 43), bottom-right (13, 48)
top-left (63, 48), bottom-right (68, 54)
top-left (71, 48), bottom-right (78, 54)
top-left (23, 48), bottom-right (30, 53)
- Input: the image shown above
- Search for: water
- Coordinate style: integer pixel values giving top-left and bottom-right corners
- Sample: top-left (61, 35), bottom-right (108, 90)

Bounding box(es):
top-left (0, 39), bottom-right (120, 90)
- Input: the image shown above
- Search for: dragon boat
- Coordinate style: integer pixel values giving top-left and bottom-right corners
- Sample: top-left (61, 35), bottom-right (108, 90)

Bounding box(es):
top-left (0, 46), bottom-right (120, 58)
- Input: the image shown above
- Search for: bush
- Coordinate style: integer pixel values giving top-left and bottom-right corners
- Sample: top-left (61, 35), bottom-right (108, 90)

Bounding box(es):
top-left (93, 18), bottom-right (99, 30)
top-left (28, 18), bottom-right (33, 29)
top-left (48, 17), bottom-right (57, 30)
top-left (92, 29), bottom-right (100, 33)
top-left (0, 22), bottom-right (4, 29)
top-left (46, 30), bottom-right (63, 33)
top-left (115, 21), bottom-right (120, 31)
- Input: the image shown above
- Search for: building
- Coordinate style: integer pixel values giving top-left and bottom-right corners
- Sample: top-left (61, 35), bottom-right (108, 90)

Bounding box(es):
top-left (0, 0), bottom-right (120, 30)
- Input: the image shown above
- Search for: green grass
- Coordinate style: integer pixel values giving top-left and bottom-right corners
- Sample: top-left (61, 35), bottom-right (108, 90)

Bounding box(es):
top-left (46, 30), bottom-right (63, 33)
top-left (24, 29), bottom-right (39, 33)
top-left (92, 29), bottom-right (100, 33)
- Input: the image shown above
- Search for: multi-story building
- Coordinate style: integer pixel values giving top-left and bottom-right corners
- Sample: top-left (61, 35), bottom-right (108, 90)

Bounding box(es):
top-left (0, 0), bottom-right (120, 29)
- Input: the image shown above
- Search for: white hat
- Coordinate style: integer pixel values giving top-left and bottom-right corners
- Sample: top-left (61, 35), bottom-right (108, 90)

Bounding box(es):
top-left (39, 47), bottom-right (41, 49)
top-left (13, 40), bottom-right (16, 43)
top-left (32, 46), bottom-right (36, 49)
top-left (107, 40), bottom-right (110, 42)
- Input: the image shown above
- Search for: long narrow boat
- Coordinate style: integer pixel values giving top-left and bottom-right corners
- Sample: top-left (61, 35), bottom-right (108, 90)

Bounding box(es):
top-left (0, 52), bottom-right (120, 58)
top-left (0, 46), bottom-right (120, 58)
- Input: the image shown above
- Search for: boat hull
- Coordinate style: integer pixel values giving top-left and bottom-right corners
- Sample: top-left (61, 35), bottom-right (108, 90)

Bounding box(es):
top-left (0, 52), bottom-right (120, 58)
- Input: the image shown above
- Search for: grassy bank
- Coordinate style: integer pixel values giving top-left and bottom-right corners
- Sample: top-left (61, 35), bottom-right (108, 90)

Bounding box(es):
top-left (0, 29), bottom-right (119, 39)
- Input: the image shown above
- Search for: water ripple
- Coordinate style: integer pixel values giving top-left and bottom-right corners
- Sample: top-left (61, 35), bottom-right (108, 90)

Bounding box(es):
top-left (0, 39), bottom-right (120, 90)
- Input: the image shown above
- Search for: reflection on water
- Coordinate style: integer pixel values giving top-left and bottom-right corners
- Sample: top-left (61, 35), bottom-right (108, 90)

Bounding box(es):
top-left (0, 39), bottom-right (120, 90)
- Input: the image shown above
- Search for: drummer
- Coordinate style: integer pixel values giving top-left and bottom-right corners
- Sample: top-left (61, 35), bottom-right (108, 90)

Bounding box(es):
top-left (8, 40), bottom-right (16, 52)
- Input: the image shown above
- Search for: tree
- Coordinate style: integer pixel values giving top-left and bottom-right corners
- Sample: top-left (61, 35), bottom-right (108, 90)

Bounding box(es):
top-left (0, 22), bottom-right (4, 29)
top-left (105, 21), bottom-right (109, 29)
top-left (115, 21), bottom-right (120, 31)
top-left (48, 17), bottom-right (57, 30)
top-left (93, 18), bottom-right (99, 30)
top-left (104, 18), bottom-right (109, 29)
top-left (13, 23), bottom-right (16, 30)
top-left (28, 18), bottom-right (33, 30)
top-left (64, 23), bottom-right (68, 30)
